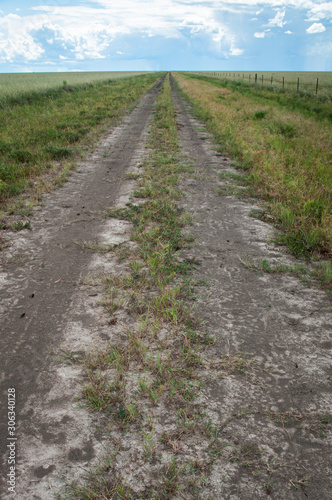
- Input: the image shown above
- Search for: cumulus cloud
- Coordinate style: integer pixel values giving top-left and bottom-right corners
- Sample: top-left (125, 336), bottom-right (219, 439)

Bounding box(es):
top-left (0, 1), bottom-right (245, 63)
top-left (0, 0), bottom-right (331, 68)
top-left (285, 30), bottom-right (293, 34)
top-left (0, 13), bottom-right (45, 62)
top-left (306, 22), bottom-right (326, 33)
top-left (306, 3), bottom-right (332, 22)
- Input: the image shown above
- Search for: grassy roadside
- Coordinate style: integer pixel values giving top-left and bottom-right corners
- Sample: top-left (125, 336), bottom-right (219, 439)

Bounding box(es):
top-left (173, 73), bottom-right (332, 267)
top-left (0, 73), bottom-right (163, 219)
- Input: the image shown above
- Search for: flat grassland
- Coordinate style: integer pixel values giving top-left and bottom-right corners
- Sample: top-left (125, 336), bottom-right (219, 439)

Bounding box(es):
top-left (174, 72), bottom-right (332, 271)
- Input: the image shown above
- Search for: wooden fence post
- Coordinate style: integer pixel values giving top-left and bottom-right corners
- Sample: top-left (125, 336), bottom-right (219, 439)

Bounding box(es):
top-left (255, 73), bottom-right (257, 85)
top-left (262, 75), bottom-right (264, 86)
top-left (297, 77), bottom-right (299, 93)
top-left (283, 76), bottom-right (284, 89)
top-left (316, 78), bottom-right (319, 95)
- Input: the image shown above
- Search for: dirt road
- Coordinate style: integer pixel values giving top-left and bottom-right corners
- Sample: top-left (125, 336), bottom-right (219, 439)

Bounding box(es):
top-left (0, 74), bottom-right (331, 499)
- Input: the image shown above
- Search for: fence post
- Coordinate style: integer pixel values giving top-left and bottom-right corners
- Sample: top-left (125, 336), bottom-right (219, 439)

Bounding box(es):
top-left (283, 76), bottom-right (284, 89)
top-left (255, 73), bottom-right (257, 85)
top-left (297, 77), bottom-right (299, 93)
top-left (271, 76), bottom-right (273, 85)
top-left (316, 78), bottom-right (319, 95)
top-left (262, 75), bottom-right (264, 86)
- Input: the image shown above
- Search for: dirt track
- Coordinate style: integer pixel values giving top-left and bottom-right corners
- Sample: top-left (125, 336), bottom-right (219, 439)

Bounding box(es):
top-left (0, 74), bottom-right (331, 499)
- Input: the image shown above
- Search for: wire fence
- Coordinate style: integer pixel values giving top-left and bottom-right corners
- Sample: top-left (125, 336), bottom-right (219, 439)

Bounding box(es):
top-left (187, 71), bottom-right (332, 98)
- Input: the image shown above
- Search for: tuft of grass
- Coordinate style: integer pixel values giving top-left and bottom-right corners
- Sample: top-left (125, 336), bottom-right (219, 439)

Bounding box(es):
top-left (42, 145), bottom-right (73, 159)
top-left (240, 255), bottom-right (332, 291)
top-left (254, 110), bottom-right (269, 120)
top-left (265, 409), bottom-right (330, 438)
top-left (0, 219), bottom-right (31, 231)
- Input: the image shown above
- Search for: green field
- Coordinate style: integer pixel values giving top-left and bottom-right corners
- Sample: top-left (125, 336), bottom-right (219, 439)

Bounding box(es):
top-left (188, 71), bottom-right (332, 97)
top-left (0, 71), bottom-right (149, 104)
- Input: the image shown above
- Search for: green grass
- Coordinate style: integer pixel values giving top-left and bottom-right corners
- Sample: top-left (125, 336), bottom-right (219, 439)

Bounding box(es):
top-left (174, 72), bottom-right (332, 261)
top-left (0, 73), bottom-right (163, 209)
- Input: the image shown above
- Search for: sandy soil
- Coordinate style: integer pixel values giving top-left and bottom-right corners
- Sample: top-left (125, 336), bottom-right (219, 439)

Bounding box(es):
top-left (0, 74), bottom-right (331, 499)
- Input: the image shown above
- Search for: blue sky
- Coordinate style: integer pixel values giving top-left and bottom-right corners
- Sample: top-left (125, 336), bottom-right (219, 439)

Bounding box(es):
top-left (0, 0), bottom-right (331, 73)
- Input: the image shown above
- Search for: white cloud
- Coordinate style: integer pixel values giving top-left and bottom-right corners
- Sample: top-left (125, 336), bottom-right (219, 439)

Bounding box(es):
top-left (230, 46), bottom-right (244, 55)
top-left (0, 14), bottom-right (45, 62)
top-left (306, 22), bottom-right (326, 33)
top-left (306, 2), bottom-right (332, 22)
top-left (269, 9), bottom-right (287, 28)
top-left (0, 1), bottom-right (245, 62)
top-left (254, 27), bottom-right (271, 38)
top-left (0, 0), bottom-right (330, 66)
top-left (285, 30), bottom-right (293, 34)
